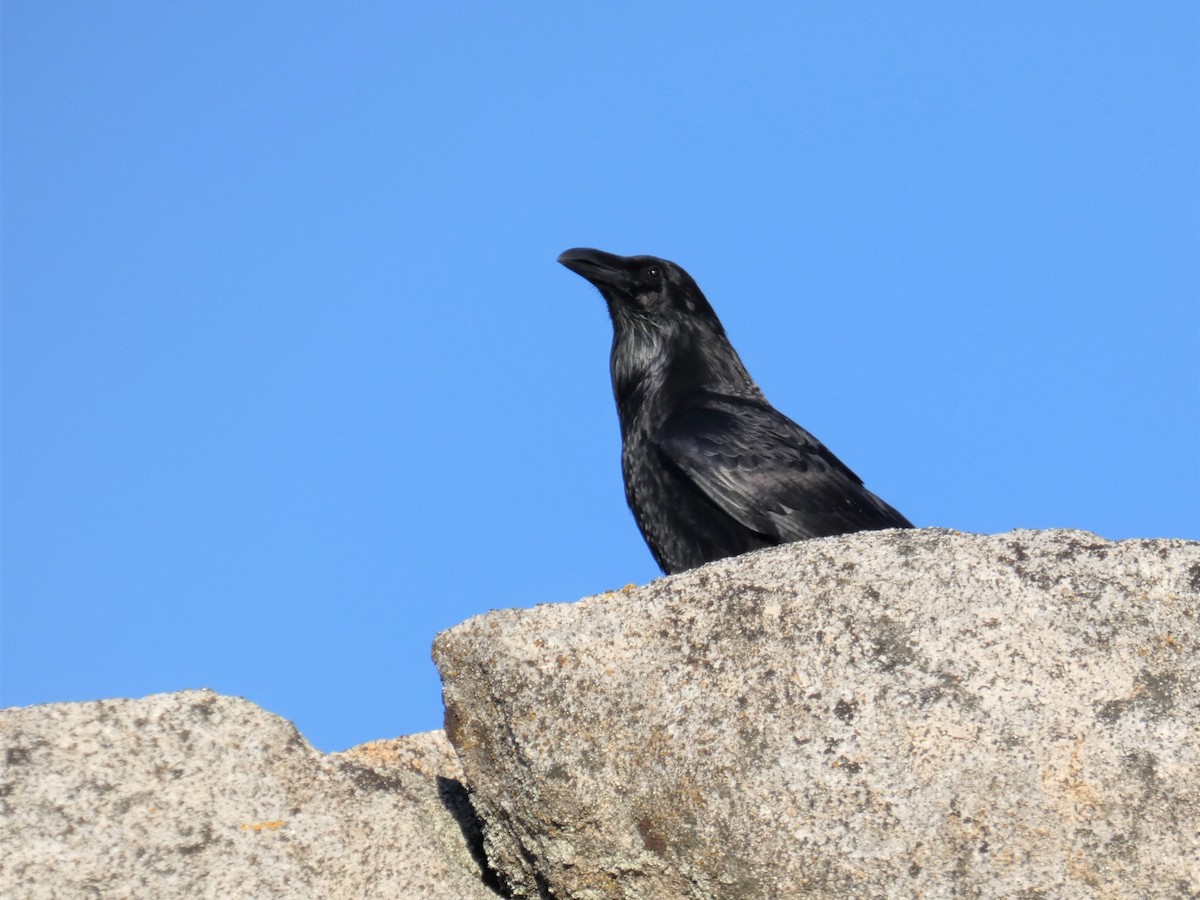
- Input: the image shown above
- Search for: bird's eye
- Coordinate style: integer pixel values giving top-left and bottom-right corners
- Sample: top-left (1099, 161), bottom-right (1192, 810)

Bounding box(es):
top-left (645, 266), bottom-right (660, 278)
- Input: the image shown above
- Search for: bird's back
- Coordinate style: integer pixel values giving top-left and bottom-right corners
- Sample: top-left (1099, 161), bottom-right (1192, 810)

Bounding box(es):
top-left (623, 388), bottom-right (911, 573)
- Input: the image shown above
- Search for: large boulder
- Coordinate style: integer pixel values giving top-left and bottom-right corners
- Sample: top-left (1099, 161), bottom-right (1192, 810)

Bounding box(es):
top-left (434, 528), bottom-right (1200, 899)
top-left (0, 691), bottom-right (501, 899)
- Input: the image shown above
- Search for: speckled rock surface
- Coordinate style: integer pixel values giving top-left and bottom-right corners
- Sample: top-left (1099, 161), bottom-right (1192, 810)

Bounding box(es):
top-left (0, 691), bottom-right (502, 899)
top-left (434, 528), bottom-right (1200, 899)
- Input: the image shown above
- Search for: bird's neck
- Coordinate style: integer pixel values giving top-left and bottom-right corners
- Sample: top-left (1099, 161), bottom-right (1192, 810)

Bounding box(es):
top-left (610, 320), bottom-right (759, 432)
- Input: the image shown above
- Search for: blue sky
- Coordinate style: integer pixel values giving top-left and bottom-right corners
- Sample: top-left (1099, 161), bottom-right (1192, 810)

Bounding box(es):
top-left (4, 4), bottom-right (1197, 752)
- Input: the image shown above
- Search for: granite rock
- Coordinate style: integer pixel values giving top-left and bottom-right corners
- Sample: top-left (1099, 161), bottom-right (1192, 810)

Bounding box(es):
top-left (434, 528), bottom-right (1200, 899)
top-left (0, 691), bottom-right (501, 899)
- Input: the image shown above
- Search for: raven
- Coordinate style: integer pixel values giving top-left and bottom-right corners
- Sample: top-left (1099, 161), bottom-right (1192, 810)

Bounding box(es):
top-left (558, 247), bottom-right (912, 575)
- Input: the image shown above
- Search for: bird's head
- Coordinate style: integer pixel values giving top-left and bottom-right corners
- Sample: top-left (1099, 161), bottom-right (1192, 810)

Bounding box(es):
top-left (557, 248), bottom-right (723, 336)
top-left (558, 247), bottom-right (758, 414)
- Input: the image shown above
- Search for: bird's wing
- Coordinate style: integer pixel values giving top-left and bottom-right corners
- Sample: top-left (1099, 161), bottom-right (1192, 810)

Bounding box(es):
top-left (657, 394), bottom-right (911, 542)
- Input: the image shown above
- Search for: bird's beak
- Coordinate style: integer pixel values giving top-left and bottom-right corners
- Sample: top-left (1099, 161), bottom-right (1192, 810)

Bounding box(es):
top-left (557, 247), bottom-right (632, 292)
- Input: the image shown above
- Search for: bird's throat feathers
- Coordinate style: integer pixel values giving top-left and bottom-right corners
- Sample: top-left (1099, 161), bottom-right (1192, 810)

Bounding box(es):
top-left (609, 312), bottom-right (759, 428)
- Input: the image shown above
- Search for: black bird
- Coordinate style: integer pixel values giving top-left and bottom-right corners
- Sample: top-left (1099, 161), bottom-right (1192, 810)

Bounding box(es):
top-left (558, 247), bottom-right (912, 575)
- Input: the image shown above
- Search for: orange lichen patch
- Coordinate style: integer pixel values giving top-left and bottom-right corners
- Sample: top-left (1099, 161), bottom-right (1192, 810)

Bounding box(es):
top-left (239, 820), bottom-right (286, 832)
top-left (338, 734), bottom-right (465, 779)
top-left (1136, 633), bottom-right (1186, 659)
top-left (1039, 735), bottom-right (1102, 817)
top-left (343, 739), bottom-right (407, 767)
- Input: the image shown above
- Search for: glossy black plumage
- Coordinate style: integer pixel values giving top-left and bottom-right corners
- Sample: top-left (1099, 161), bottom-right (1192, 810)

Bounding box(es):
top-left (558, 247), bottom-right (912, 575)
